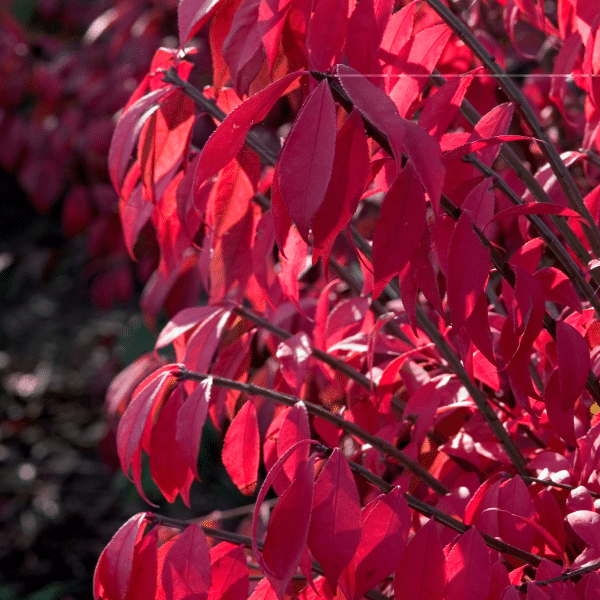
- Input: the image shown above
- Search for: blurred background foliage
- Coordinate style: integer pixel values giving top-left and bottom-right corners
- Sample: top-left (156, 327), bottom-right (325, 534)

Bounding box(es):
top-left (0, 2), bottom-right (245, 598)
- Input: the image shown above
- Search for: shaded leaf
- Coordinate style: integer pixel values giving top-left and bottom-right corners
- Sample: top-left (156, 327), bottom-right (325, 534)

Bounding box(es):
top-left (394, 519), bottom-right (445, 600)
top-left (372, 163), bottom-right (426, 299)
top-left (308, 449), bottom-right (362, 592)
top-left (447, 212), bottom-right (490, 331)
top-left (278, 79), bottom-right (337, 241)
top-left (176, 378), bottom-right (212, 481)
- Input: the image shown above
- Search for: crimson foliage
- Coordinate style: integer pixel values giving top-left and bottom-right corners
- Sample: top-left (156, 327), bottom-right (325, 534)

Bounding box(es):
top-left (97, 0), bottom-right (600, 598)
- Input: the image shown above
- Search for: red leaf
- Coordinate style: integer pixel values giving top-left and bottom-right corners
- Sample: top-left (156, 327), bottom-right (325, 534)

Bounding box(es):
top-left (307, 449), bottom-right (362, 592)
top-left (556, 320), bottom-right (590, 409)
top-left (248, 578), bottom-right (279, 600)
top-left (486, 560), bottom-right (510, 600)
top-left (276, 332), bottom-right (312, 395)
top-left (156, 306), bottom-right (226, 349)
top-left (108, 88), bottom-right (170, 194)
top-left (446, 212), bottom-right (490, 331)
top-left (277, 401), bottom-right (311, 491)
top-left (222, 400), bottom-right (260, 495)
top-left (94, 513), bottom-right (147, 600)
top-left (196, 71), bottom-right (304, 183)
top-left (534, 267), bottom-right (581, 314)
top-left (497, 475), bottom-right (537, 552)
top-left (307, 0), bottom-right (349, 71)
top-left (183, 308), bottom-right (232, 373)
top-left (501, 266), bottom-right (546, 366)
top-left (335, 64), bottom-right (405, 167)
top-left (178, 0), bottom-right (224, 43)
top-left (389, 24), bottom-right (452, 118)
top-left (208, 543), bottom-right (249, 600)
top-left (419, 70), bottom-right (478, 140)
top-left (176, 378), bottom-right (211, 480)
top-left (394, 519), bottom-right (446, 600)
top-left (339, 486), bottom-right (411, 600)
top-left (312, 109), bottom-right (369, 262)
top-left (372, 163), bottom-right (427, 299)
top-left (461, 177), bottom-right (495, 231)
top-left (139, 90), bottom-right (195, 200)
top-left (278, 79), bottom-right (337, 242)
top-left (345, 0), bottom-right (393, 74)
top-left (161, 524), bottom-right (211, 600)
top-left (443, 135), bottom-right (532, 164)
top-left (278, 226), bottom-right (308, 314)
top-left (149, 386), bottom-right (195, 505)
top-left (487, 202), bottom-right (585, 226)
top-left (445, 527), bottom-right (491, 600)
top-left (222, 0), bottom-right (265, 95)
top-left (335, 66), bottom-right (445, 210)
top-left (469, 103), bottom-right (516, 165)
top-left (117, 367), bottom-right (177, 495)
top-left (262, 455), bottom-right (317, 600)
top-left (124, 525), bottom-right (158, 600)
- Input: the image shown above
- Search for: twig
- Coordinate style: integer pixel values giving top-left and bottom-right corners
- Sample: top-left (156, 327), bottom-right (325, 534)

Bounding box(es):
top-left (517, 560), bottom-right (600, 591)
top-left (176, 367), bottom-right (449, 495)
top-left (521, 475), bottom-right (600, 499)
top-left (233, 305), bottom-right (372, 389)
top-left (423, 0), bottom-right (600, 256)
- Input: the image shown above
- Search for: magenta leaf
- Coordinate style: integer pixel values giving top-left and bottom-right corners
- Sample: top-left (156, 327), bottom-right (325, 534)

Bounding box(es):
top-left (161, 524), bottom-right (211, 600)
top-left (208, 543), bottom-right (249, 600)
top-left (178, 0), bottom-right (224, 44)
top-left (175, 377), bottom-right (212, 480)
top-left (556, 320), bottom-right (590, 409)
top-left (196, 70), bottom-right (304, 183)
top-left (445, 527), bottom-right (491, 600)
top-left (307, 449), bottom-right (362, 592)
top-left (394, 519), bottom-right (445, 600)
top-left (94, 513), bottom-right (147, 600)
top-left (372, 163), bottom-right (426, 298)
top-left (277, 79), bottom-right (337, 242)
top-left (446, 212), bottom-right (490, 331)
top-left (340, 486), bottom-right (410, 600)
top-left (108, 88), bottom-right (170, 194)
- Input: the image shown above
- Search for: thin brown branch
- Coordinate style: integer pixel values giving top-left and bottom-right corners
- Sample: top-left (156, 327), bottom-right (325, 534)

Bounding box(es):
top-left (233, 305), bottom-right (372, 389)
top-left (176, 367), bottom-right (450, 495)
top-left (517, 560), bottom-right (600, 591)
top-left (423, 0), bottom-right (600, 256)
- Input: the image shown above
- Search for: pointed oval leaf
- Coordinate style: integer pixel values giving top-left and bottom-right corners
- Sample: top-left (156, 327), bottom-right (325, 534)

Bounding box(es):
top-left (222, 399), bottom-right (260, 495)
top-left (117, 367), bottom-right (177, 480)
top-left (208, 543), bottom-right (249, 600)
top-left (445, 527), bottom-right (491, 600)
top-left (394, 519), bottom-right (445, 600)
top-left (556, 320), bottom-right (590, 409)
top-left (340, 486), bottom-right (411, 600)
top-left (176, 377), bottom-right (212, 480)
top-left (94, 513), bottom-right (147, 600)
top-left (261, 455), bottom-right (316, 600)
top-left (372, 163), bottom-right (426, 298)
top-left (308, 448), bottom-right (362, 592)
top-left (278, 79), bottom-right (337, 241)
top-left (447, 212), bottom-right (490, 331)
top-left (196, 70), bottom-right (305, 182)
top-left (109, 88), bottom-right (170, 193)
top-left (156, 306), bottom-right (225, 349)
top-left (161, 523), bottom-right (211, 600)
top-left (178, 0), bottom-right (224, 44)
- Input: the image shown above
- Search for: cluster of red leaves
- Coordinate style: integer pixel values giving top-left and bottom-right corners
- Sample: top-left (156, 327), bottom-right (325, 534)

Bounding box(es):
top-left (0, 0), bottom-right (182, 308)
top-left (97, 0), bottom-right (600, 598)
